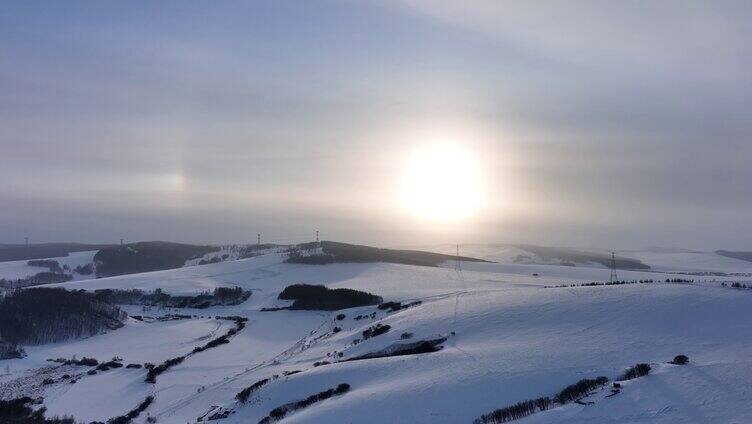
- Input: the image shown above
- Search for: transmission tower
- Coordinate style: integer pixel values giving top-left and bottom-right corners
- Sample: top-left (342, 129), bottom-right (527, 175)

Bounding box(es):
top-left (455, 244), bottom-right (461, 272)
top-left (609, 251), bottom-right (618, 283)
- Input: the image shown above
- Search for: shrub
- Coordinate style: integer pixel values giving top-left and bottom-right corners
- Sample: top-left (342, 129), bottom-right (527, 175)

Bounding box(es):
top-left (78, 357), bottom-right (98, 366)
top-left (619, 363), bottom-right (651, 381)
top-left (672, 355), bottom-right (689, 365)
top-left (336, 314), bottom-right (346, 320)
top-left (332, 327), bottom-right (341, 333)
top-left (400, 332), bottom-right (413, 340)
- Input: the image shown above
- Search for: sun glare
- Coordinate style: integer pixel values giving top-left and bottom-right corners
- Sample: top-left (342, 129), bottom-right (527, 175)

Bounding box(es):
top-left (402, 143), bottom-right (484, 222)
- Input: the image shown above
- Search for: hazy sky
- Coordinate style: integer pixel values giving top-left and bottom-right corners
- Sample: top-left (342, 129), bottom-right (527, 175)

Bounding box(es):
top-left (1, 1), bottom-right (751, 249)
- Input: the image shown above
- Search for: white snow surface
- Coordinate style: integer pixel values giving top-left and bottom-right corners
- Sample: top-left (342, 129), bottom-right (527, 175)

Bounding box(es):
top-left (2, 250), bottom-right (752, 423)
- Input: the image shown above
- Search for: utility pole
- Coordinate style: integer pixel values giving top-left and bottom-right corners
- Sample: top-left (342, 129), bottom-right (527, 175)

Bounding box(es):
top-left (609, 251), bottom-right (618, 283)
top-left (120, 238), bottom-right (124, 246)
top-left (315, 230), bottom-right (319, 245)
top-left (257, 233), bottom-right (261, 246)
top-left (456, 244), bottom-right (461, 272)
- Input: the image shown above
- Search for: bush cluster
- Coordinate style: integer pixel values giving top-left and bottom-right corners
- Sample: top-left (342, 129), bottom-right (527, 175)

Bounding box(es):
top-left (377, 300), bottom-right (422, 313)
top-left (362, 324), bottom-right (390, 340)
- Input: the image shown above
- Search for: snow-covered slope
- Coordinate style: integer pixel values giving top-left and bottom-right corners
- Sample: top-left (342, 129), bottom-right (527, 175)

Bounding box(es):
top-left (2, 251), bottom-right (752, 423)
top-left (0, 250), bottom-right (97, 281)
top-left (414, 244), bottom-right (752, 275)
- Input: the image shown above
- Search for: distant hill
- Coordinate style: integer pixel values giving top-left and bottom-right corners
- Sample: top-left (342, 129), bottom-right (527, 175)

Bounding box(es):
top-left (0, 243), bottom-right (115, 263)
top-left (716, 250), bottom-right (752, 263)
top-left (515, 244), bottom-right (650, 270)
top-left (94, 241), bottom-right (219, 277)
top-left (289, 241), bottom-right (489, 267)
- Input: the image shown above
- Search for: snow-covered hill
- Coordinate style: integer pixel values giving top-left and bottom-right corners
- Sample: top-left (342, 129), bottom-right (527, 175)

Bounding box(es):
top-left (2, 249), bottom-right (752, 423)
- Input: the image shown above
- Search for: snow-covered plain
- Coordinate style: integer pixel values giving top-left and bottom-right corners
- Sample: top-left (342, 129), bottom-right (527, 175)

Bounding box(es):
top-left (2, 249), bottom-right (752, 423)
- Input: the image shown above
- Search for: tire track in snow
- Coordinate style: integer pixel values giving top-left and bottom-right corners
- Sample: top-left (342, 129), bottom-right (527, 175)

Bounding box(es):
top-left (152, 314), bottom-right (331, 420)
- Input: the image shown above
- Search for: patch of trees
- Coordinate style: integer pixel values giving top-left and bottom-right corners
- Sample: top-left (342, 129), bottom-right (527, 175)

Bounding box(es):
top-left (555, 377), bottom-right (609, 403)
top-left (236, 377), bottom-right (272, 403)
top-left (0, 341), bottom-right (26, 359)
top-left (103, 395), bottom-right (154, 424)
top-left (0, 396), bottom-right (76, 424)
top-left (275, 284), bottom-right (382, 311)
top-left (473, 376), bottom-right (609, 424)
top-left (286, 241), bottom-right (488, 267)
top-left (92, 286), bottom-right (250, 309)
top-left (618, 363), bottom-right (651, 381)
top-left (93, 241), bottom-right (218, 277)
top-left (361, 323), bottom-right (390, 340)
top-left (73, 264), bottom-right (93, 275)
top-left (145, 355), bottom-right (184, 383)
top-left (238, 244), bottom-right (278, 259)
top-left (198, 256), bottom-right (222, 265)
top-left (0, 272), bottom-right (74, 289)
top-left (665, 278), bottom-right (694, 283)
top-left (258, 383), bottom-right (350, 424)
top-left (545, 279), bottom-right (656, 288)
top-left (377, 300), bottom-right (422, 313)
top-left (27, 260), bottom-right (63, 273)
top-left (0, 288), bottom-right (126, 345)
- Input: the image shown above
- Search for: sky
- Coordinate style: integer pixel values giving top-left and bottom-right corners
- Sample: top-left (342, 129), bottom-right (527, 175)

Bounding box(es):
top-left (1, 1), bottom-right (751, 250)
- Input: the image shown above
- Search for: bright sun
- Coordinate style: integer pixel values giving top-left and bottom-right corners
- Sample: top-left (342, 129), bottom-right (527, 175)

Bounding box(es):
top-left (401, 143), bottom-right (484, 222)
